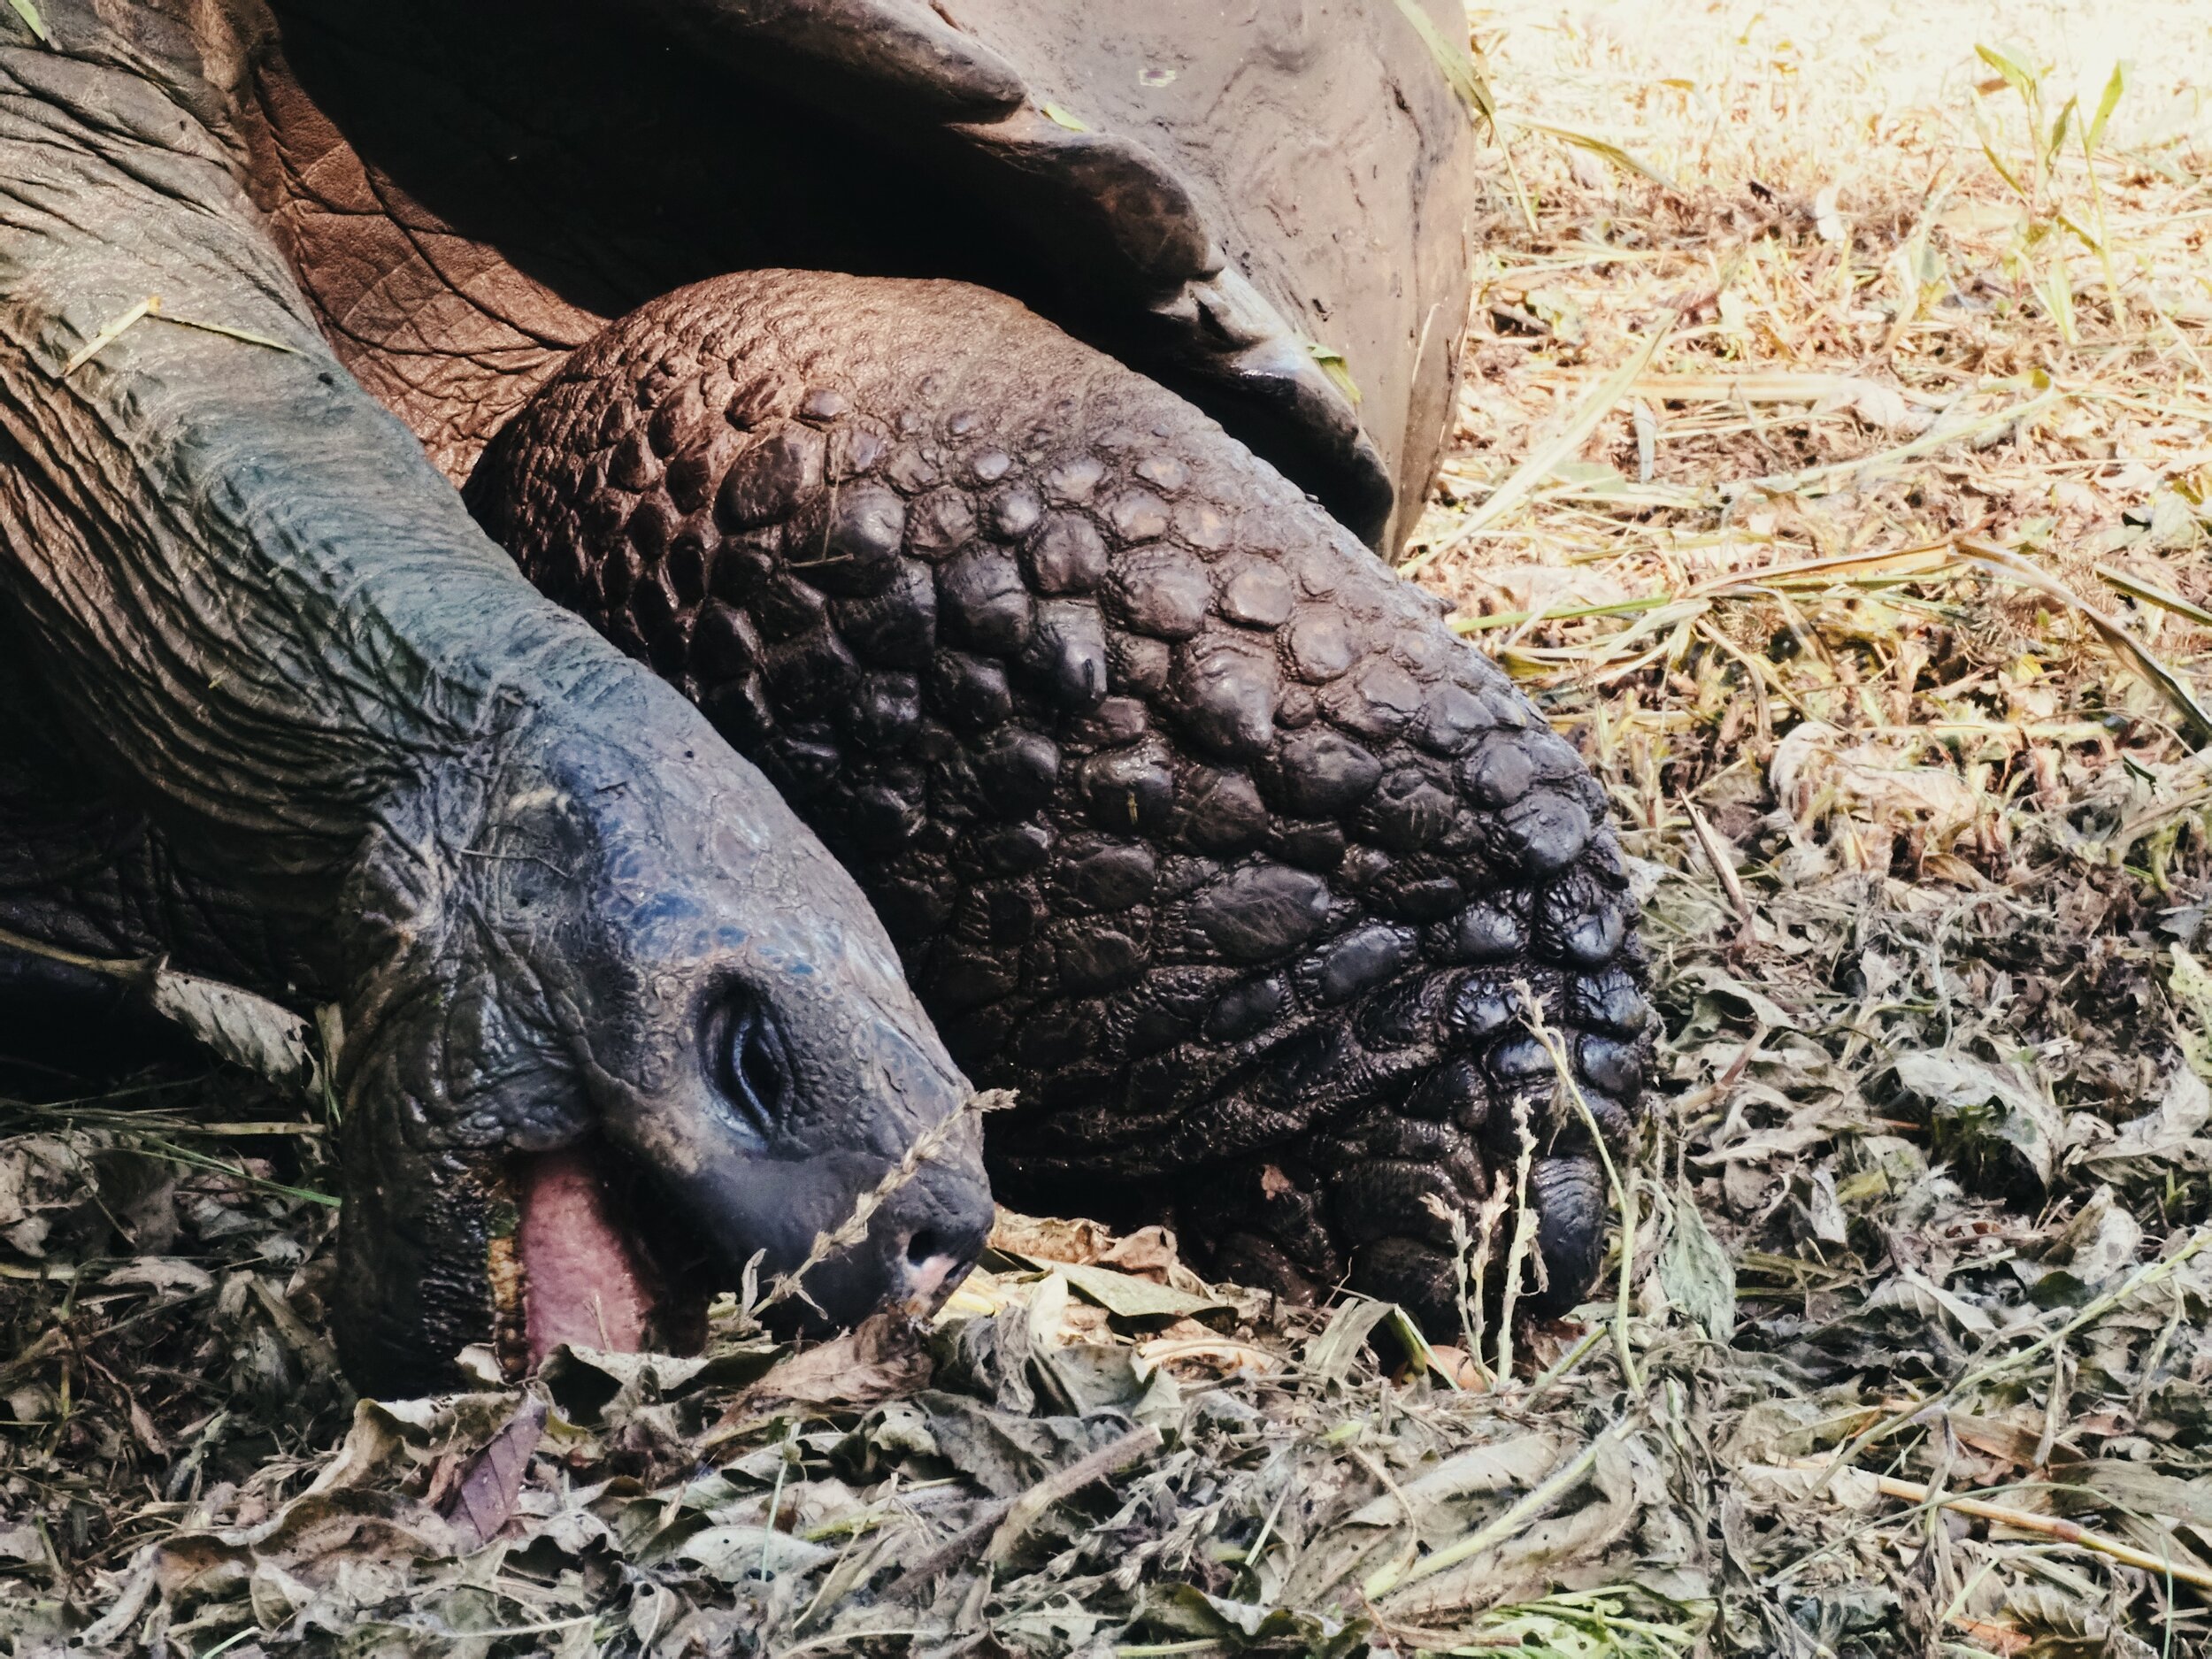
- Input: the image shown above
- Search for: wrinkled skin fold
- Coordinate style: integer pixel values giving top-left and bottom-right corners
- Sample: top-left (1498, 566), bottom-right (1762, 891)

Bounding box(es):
top-left (0, 3), bottom-right (991, 1395)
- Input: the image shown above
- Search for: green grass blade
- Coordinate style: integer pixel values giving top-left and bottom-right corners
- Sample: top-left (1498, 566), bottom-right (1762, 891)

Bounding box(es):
top-left (1975, 41), bottom-right (2039, 105)
top-left (1391, 0), bottom-right (1496, 127)
top-left (2095, 561), bottom-right (2212, 627)
top-left (4, 0), bottom-right (49, 43)
top-left (1515, 118), bottom-right (1685, 194)
top-left (2087, 59), bottom-right (2128, 150)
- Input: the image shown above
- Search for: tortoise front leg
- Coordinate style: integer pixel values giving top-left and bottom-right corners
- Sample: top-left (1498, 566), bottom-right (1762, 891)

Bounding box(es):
top-left (473, 269), bottom-right (1654, 1332)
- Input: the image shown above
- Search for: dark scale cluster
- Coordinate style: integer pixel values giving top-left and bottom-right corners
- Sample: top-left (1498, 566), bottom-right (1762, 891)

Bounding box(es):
top-left (468, 271), bottom-right (1654, 1329)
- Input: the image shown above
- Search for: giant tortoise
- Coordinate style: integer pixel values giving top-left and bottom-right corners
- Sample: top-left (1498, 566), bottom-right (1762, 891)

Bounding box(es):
top-left (0, 0), bottom-right (1651, 1392)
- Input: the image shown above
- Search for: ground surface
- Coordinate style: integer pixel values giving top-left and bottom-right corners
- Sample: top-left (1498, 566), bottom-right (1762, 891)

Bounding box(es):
top-left (9, 3), bottom-right (2212, 1655)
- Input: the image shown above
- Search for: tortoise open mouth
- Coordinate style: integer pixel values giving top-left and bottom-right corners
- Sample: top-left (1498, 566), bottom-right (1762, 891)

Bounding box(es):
top-left (492, 1141), bottom-right (983, 1373)
top-left (496, 1145), bottom-right (710, 1371)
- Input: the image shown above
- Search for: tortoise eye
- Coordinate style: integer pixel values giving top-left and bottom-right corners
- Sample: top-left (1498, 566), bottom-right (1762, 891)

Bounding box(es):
top-left (709, 987), bottom-right (793, 1135)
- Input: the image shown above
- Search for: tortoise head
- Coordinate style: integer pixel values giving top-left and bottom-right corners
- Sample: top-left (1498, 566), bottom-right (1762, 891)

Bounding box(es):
top-left (326, 677), bottom-right (991, 1394)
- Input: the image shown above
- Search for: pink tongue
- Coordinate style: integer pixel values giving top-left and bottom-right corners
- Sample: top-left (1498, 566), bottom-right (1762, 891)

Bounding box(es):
top-left (517, 1148), bottom-right (657, 1364)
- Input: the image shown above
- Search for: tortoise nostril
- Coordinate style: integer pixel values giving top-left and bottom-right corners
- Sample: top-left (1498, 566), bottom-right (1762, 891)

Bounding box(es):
top-left (900, 1233), bottom-right (973, 1310)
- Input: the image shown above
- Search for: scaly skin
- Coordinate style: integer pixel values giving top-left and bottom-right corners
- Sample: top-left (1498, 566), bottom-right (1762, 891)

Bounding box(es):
top-left (471, 272), bottom-right (1654, 1327)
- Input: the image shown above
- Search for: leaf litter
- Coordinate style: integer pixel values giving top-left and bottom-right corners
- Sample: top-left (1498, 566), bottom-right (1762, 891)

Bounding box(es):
top-left (13, 0), bottom-right (2212, 1652)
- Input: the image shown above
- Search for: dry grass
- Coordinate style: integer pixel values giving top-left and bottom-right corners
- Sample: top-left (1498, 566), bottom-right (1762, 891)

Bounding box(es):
top-left (11, 4), bottom-right (2212, 1655)
top-left (1417, 0), bottom-right (2212, 862)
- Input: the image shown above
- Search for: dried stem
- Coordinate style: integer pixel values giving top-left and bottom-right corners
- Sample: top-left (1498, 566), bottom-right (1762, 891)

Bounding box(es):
top-left (751, 1088), bottom-right (1015, 1317)
top-left (1515, 979), bottom-right (1643, 1398)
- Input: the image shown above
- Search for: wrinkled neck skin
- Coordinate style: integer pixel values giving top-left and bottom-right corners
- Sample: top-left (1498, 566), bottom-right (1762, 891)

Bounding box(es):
top-left (0, 3), bottom-right (989, 1392)
top-left (0, 17), bottom-right (638, 985)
